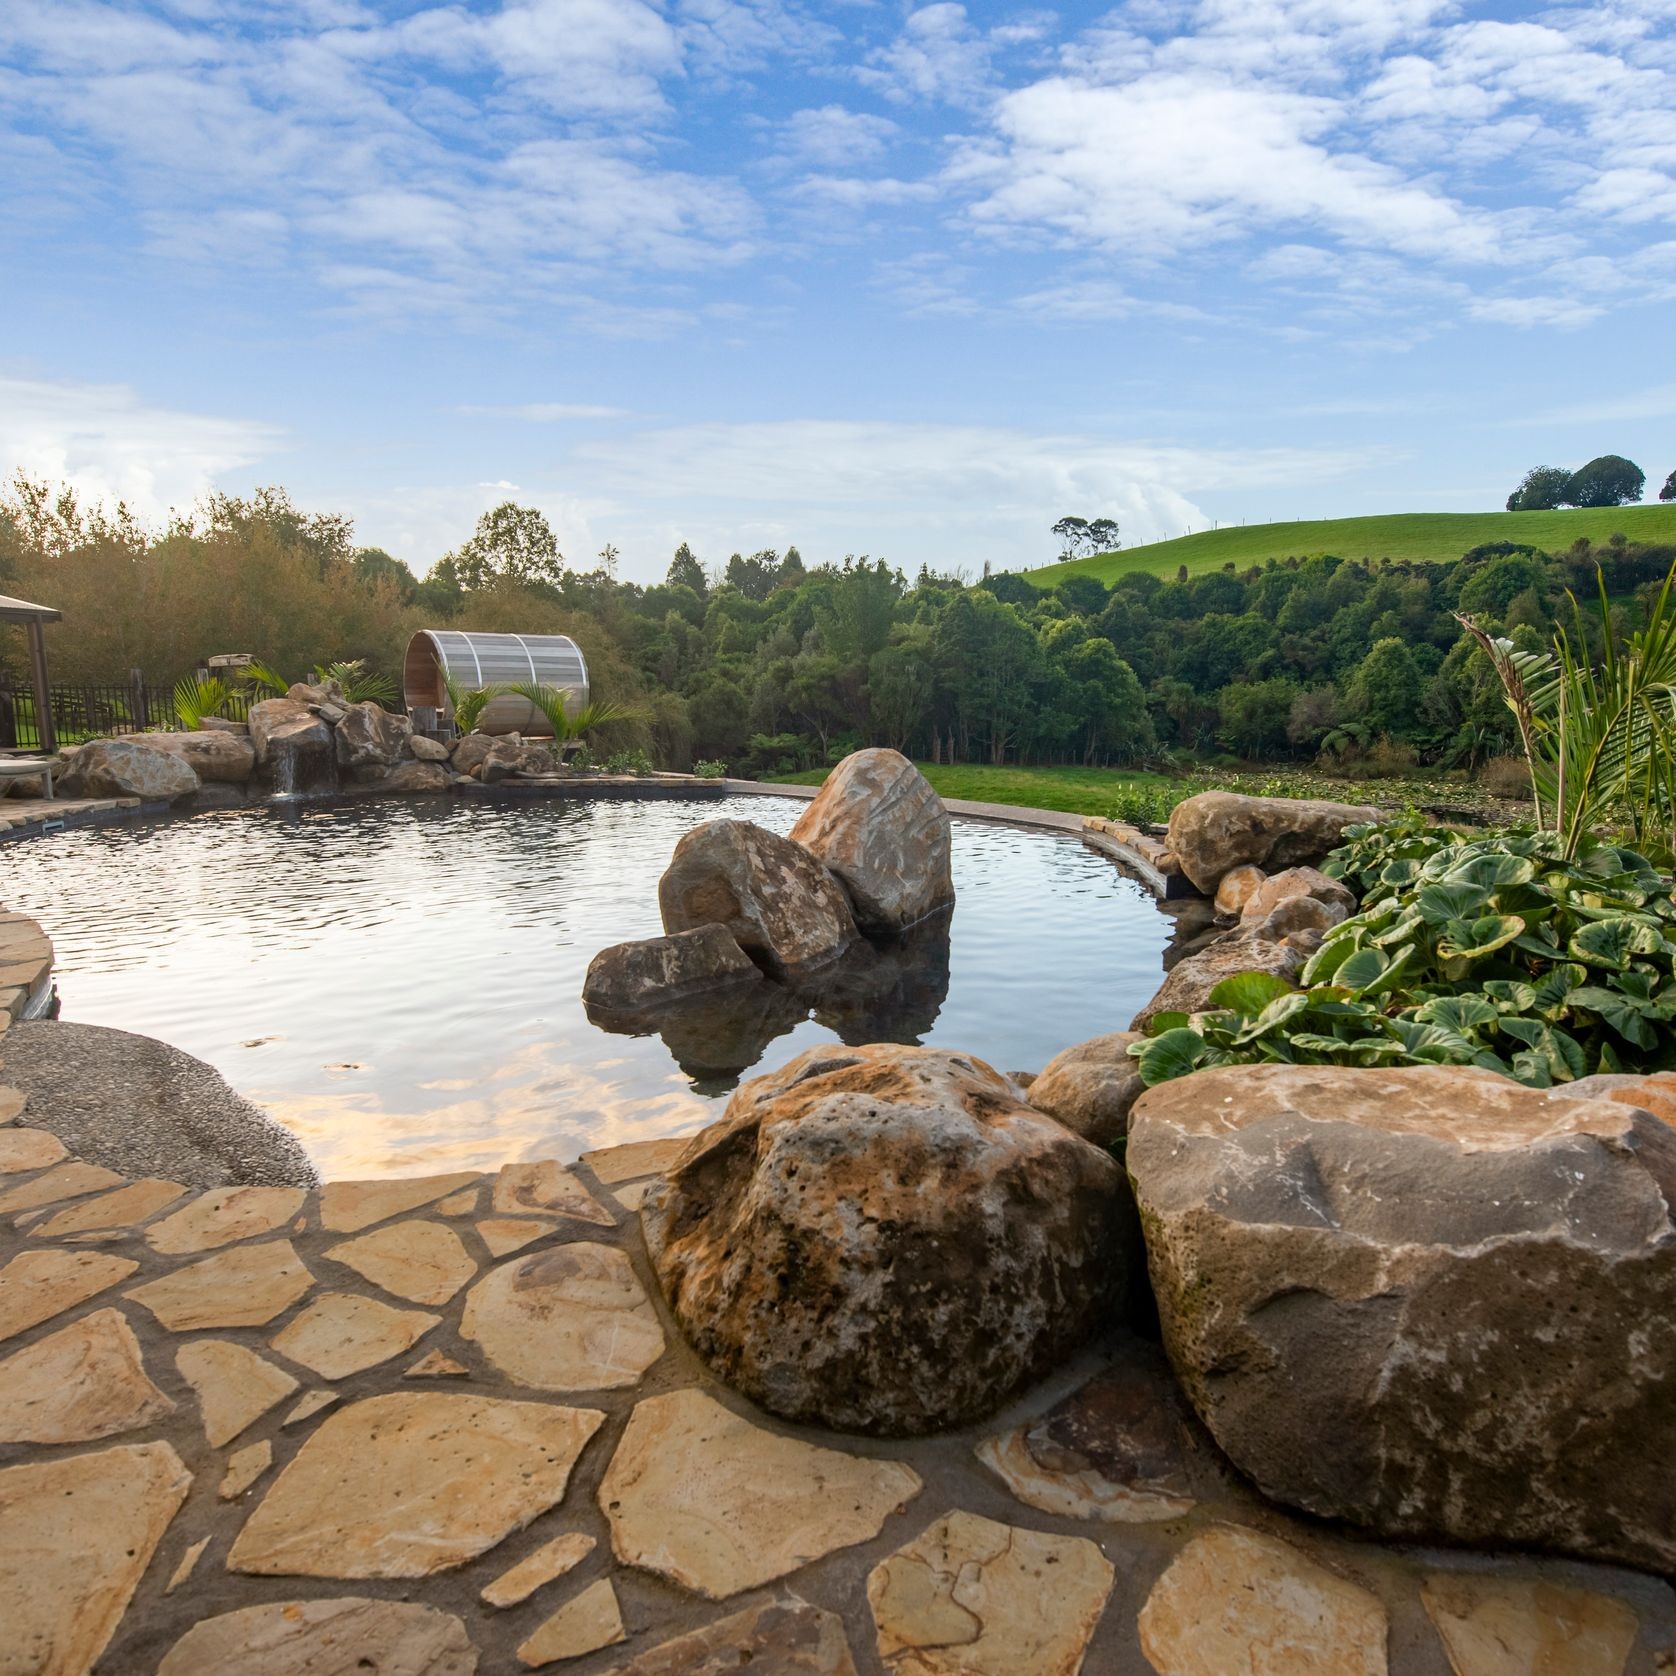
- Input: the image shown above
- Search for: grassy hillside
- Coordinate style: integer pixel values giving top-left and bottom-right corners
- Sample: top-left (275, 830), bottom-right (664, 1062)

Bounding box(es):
top-left (1024, 505), bottom-right (1676, 587)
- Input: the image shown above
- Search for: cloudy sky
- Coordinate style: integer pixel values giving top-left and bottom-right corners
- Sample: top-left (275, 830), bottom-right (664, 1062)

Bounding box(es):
top-left (3, 0), bottom-right (1674, 583)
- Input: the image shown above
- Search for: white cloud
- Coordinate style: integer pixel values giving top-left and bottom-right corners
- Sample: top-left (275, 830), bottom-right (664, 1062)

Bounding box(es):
top-left (458, 403), bottom-right (635, 421)
top-left (778, 104), bottom-right (899, 166)
top-left (0, 376), bottom-right (283, 522)
top-left (858, 4), bottom-right (1003, 107)
top-left (1466, 294), bottom-right (1605, 328)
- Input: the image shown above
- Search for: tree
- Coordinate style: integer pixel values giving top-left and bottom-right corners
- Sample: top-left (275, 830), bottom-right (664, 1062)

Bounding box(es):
top-left (1660, 469), bottom-right (1675, 503)
top-left (1051, 516), bottom-right (1090, 559)
top-left (1087, 517), bottom-right (1120, 553)
top-left (1347, 636), bottom-right (1424, 739)
top-left (1562, 455), bottom-right (1644, 509)
top-left (1054, 573), bottom-right (1107, 617)
top-left (448, 502), bottom-right (564, 591)
top-left (1505, 466), bottom-right (1571, 512)
top-left (1218, 676), bottom-right (1300, 758)
top-left (723, 550), bottom-right (779, 601)
top-left (667, 542), bottom-right (707, 596)
top-left (1061, 639), bottom-right (1152, 763)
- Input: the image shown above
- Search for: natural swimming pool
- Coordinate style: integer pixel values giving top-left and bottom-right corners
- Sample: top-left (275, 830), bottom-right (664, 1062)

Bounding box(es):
top-left (2, 795), bottom-right (1172, 1177)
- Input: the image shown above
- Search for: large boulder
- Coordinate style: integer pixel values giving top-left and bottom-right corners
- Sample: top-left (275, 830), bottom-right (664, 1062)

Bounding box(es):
top-left (248, 699), bottom-right (336, 794)
top-left (583, 925), bottom-right (762, 1013)
top-left (450, 733), bottom-right (496, 777)
top-left (1130, 926), bottom-right (1310, 1031)
top-left (58, 739), bottom-right (199, 804)
top-left (138, 730), bottom-right (256, 784)
top-left (643, 1043), bottom-right (1133, 1435)
top-left (1240, 865), bottom-right (1356, 926)
top-left (788, 748), bottom-right (954, 933)
top-left (1128, 1063), bottom-right (1676, 1573)
top-left (334, 702), bottom-right (411, 771)
top-left (1212, 864), bottom-right (1265, 920)
top-left (1026, 1031), bottom-right (1144, 1148)
top-left (1167, 791), bottom-right (1379, 895)
top-left (480, 739), bottom-right (555, 783)
top-left (659, 819), bottom-right (857, 978)
top-left (381, 761), bottom-right (451, 795)
top-left (407, 733), bottom-right (449, 763)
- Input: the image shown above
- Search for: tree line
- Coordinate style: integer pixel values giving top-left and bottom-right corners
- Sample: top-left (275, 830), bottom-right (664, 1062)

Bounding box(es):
top-left (3, 473), bottom-right (1672, 778)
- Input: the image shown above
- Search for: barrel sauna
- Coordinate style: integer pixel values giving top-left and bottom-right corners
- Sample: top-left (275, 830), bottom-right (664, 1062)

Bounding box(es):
top-left (403, 629), bottom-right (590, 737)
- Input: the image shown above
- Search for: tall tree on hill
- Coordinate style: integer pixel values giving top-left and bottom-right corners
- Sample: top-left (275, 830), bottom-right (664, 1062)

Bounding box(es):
top-left (447, 502), bottom-right (564, 590)
top-left (1563, 455), bottom-right (1644, 508)
top-left (1348, 636), bottom-right (1424, 740)
top-left (1506, 466), bottom-right (1571, 512)
top-left (1052, 516), bottom-right (1090, 558)
top-left (667, 541), bottom-right (707, 595)
top-left (1660, 469), bottom-right (1675, 503)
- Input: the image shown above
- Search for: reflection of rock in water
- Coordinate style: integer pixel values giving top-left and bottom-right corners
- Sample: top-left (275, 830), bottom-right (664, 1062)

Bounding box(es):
top-left (795, 912), bottom-right (952, 1046)
top-left (586, 982), bottom-right (807, 1087)
top-left (586, 912), bottom-right (954, 1088)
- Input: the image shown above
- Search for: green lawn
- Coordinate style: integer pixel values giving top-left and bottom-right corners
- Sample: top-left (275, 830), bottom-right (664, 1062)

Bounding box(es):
top-left (774, 761), bottom-right (1172, 818)
top-left (1023, 505), bottom-right (1676, 587)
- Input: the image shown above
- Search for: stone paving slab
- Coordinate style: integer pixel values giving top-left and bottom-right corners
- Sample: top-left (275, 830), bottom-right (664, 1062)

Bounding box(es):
top-left (3, 898), bottom-right (1676, 1675)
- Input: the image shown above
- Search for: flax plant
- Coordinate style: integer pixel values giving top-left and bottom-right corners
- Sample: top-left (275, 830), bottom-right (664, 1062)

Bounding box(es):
top-left (1457, 562), bottom-right (1676, 858)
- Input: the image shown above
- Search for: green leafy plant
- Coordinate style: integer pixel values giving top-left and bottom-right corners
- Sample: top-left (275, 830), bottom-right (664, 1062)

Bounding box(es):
top-left (313, 659), bottom-right (397, 706)
top-left (442, 671), bottom-right (507, 734)
top-left (1458, 560), bottom-right (1676, 858)
top-left (1133, 820), bottom-right (1676, 1089)
top-left (509, 680), bottom-right (638, 744)
top-left (173, 675), bottom-right (231, 730)
top-left (602, 746), bottom-right (655, 776)
top-left (242, 660), bottom-right (290, 697)
top-left (693, 758), bottom-right (727, 780)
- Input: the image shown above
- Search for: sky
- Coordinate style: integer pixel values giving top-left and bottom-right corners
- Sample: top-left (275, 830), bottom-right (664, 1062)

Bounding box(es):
top-left (2, 0), bottom-right (1674, 585)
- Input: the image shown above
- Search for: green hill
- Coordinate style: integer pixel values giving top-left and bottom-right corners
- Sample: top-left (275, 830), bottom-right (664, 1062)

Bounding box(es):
top-left (1024, 506), bottom-right (1676, 587)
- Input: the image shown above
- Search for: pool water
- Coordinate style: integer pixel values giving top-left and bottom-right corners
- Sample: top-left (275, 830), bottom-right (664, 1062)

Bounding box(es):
top-left (1, 796), bottom-right (1171, 1177)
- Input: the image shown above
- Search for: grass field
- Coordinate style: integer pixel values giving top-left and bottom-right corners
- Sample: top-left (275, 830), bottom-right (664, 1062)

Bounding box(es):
top-left (775, 760), bottom-right (1527, 822)
top-left (1023, 505), bottom-right (1676, 587)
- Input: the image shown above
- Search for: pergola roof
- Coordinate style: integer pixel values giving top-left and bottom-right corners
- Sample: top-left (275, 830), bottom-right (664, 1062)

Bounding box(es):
top-left (0, 593), bottom-right (61, 624)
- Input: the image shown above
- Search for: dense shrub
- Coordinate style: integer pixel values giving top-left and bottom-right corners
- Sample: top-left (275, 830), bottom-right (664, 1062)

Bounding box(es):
top-left (1134, 816), bottom-right (1676, 1089)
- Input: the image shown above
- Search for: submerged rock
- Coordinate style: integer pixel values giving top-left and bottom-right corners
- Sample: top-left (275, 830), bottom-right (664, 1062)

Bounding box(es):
top-left (59, 739), bottom-right (199, 804)
top-left (659, 818), bottom-right (856, 978)
top-left (788, 748), bottom-right (954, 933)
top-left (583, 926), bottom-right (762, 1013)
top-left (1166, 791), bottom-right (1379, 895)
top-left (1127, 1062), bottom-right (1676, 1573)
top-left (644, 1043), bottom-right (1133, 1435)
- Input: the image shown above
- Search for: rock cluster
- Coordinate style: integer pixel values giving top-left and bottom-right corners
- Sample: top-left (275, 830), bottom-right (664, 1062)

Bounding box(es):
top-left (585, 749), bottom-right (955, 1033)
top-left (643, 1043), bottom-right (1133, 1435)
top-left (1165, 789), bottom-right (1379, 896)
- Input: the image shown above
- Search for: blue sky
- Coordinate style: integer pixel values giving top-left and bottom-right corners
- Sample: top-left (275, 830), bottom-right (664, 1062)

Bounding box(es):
top-left (2, 0), bottom-right (1673, 583)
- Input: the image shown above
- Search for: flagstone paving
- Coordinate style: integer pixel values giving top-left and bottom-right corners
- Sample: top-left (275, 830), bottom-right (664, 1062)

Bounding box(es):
top-left (4, 902), bottom-right (1676, 1672)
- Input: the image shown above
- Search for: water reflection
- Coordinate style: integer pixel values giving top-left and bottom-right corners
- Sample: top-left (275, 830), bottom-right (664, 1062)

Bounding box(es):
top-left (3, 796), bottom-right (1170, 1177)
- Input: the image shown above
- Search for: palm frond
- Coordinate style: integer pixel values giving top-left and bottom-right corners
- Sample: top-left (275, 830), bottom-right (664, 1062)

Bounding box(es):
top-left (174, 676), bottom-right (230, 731)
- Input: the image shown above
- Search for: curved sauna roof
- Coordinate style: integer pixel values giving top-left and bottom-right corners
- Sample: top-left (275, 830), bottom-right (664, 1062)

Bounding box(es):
top-left (403, 629), bottom-right (590, 737)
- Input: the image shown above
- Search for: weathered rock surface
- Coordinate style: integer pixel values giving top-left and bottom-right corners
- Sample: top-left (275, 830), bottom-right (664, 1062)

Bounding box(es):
top-left (0, 1156), bottom-right (126, 1213)
top-left (249, 699), bottom-right (336, 791)
top-left (59, 738), bottom-right (200, 803)
top-left (659, 818), bottom-right (857, 978)
top-left (0, 1441), bottom-right (191, 1676)
top-left (270, 1291), bottom-right (439, 1378)
top-left (516, 1578), bottom-right (625, 1667)
top-left (0, 1307), bottom-right (173, 1444)
top-left (1129, 925), bottom-right (1310, 1031)
top-left (148, 1184), bottom-right (308, 1254)
top-left (1137, 1524), bottom-right (1388, 1676)
top-left (1167, 790), bottom-right (1380, 894)
top-left (156, 1599), bottom-right (479, 1676)
top-left (787, 748), bottom-right (955, 933)
top-left (601, 1597), bottom-right (858, 1676)
top-left (1240, 864), bottom-right (1356, 925)
top-left (461, 1243), bottom-right (665, 1391)
top-left (976, 1354), bottom-right (1199, 1522)
top-left (1025, 1031), bottom-right (1144, 1147)
top-left (383, 760), bottom-right (452, 794)
top-left (482, 1532), bottom-right (596, 1609)
top-left (325, 1218), bottom-right (478, 1305)
top-left (867, 1509), bottom-right (1115, 1676)
top-left (583, 924), bottom-right (762, 1012)
top-left (139, 728), bottom-right (256, 783)
top-left (31, 1174), bottom-right (187, 1236)
top-left (1213, 863), bottom-right (1266, 919)
top-left (450, 732), bottom-right (496, 775)
top-left (229, 1391), bottom-right (604, 1578)
top-left (335, 700), bottom-right (412, 770)
top-left (320, 1171), bottom-right (480, 1233)
top-left (219, 1438), bottom-right (272, 1499)
top-left (599, 1387), bottom-right (920, 1598)
top-left (644, 1043), bottom-right (1132, 1435)
top-left (176, 1338), bottom-right (298, 1446)
top-left (126, 1238), bottom-right (315, 1330)
top-left (1420, 1574), bottom-right (1638, 1676)
top-left (0, 1126), bottom-right (67, 1172)
top-left (1128, 1063), bottom-right (1676, 1572)
top-left (0, 1247), bottom-right (137, 1342)
top-left (408, 732), bottom-right (450, 762)
top-left (480, 738), bottom-right (556, 782)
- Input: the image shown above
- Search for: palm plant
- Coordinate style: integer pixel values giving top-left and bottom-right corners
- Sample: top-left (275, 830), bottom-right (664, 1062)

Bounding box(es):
top-left (243, 660), bottom-right (290, 697)
top-left (442, 671), bottom-right (507, 734)
top-left (510, 680), bottom-right (639, 743)
top-left (174, 676), bottom-right (231, 730)
top-left (313, 659), bottom-right (398, 706)
top-left (1458, 561), bottom-right (1676, 858)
